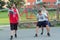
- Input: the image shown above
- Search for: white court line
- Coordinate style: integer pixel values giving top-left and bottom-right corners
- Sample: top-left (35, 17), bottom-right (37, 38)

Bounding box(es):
top-left (0, 25), bottom-right (10, 28)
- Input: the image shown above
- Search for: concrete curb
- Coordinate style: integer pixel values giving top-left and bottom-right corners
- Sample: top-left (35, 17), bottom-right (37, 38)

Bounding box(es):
top-left (0, 25), bottom-right (10, 28)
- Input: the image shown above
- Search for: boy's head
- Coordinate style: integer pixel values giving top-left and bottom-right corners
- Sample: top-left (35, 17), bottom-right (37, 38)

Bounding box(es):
top-left (42, 5), bottom-right (46, 11)
top-left (42, 5), bottom-right (46, 8)
top-left (9, 4), bottom-right (13, 9)
top-left (38, 10), bottom-right (42, 15)
top-left (12, 4), bottom-right (16, 8)
top-left (9, 5), bottom-right (12, 9)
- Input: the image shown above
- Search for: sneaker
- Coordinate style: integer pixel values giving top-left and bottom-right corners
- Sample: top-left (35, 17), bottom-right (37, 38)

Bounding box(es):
top-left (10, 36), bottom-right (13, 40)
top-left (15, 34), bottom-right (17, 38)
top-left (34, 34), bottom-right (38, 37)
top-left (47, 33), bottom-right (50, 36)
top-left (41, 32), bottom-right (43, 35)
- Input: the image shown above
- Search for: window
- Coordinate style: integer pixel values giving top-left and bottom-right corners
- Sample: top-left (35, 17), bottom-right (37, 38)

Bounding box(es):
top-left (48, 2), bottom-right (50, 5)
top-left (58, 0), bottom-right (60, 3)
top-left (56, 0), bottom-right (60, 5)
top-left (36, 0), bottom-right (42, 4)
top-left (27, 2), bottom-right (30, 5)
top-left (37, 0), bottom-right (41, 2)
top-left (54, 2), bottom-right (56, 4)
top-left (37, 0), bottom-right (42, 2)
top-left (58, 0), bottom-right (60, 1)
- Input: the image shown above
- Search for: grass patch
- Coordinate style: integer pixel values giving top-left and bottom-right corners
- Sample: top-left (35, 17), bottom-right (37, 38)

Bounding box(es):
top-left (0, 11), bottom-right (8, 18)
top-left (0, 18), bottom-right (9, 25)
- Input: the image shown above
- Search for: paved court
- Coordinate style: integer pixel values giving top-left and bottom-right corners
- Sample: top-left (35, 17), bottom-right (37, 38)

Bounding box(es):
top-left (0, 26), bottom-right (60, 40)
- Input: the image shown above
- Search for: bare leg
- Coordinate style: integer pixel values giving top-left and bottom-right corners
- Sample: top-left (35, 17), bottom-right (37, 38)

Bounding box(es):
top-left (46, 25), bottom-right (50, 36)
top-left (15, 30), bottom-right (17, 38)
top-left (41, 27), bottom-right (44, 35)
top-left (10, 30), bottom-right (15, 40)
top-left (46, 25), bottom-right (50, 33)
top-left (10, 30), bottom-right (14, 36)
top-left (36, 27), bottom-right (39, 34)
top-left (35, 26), bottom-right (39, 37)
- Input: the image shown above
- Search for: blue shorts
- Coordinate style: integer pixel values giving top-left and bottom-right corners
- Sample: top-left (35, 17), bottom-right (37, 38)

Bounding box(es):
top-left (37, 21), bottom-right (44, 28)
top-left (48, 22), bottom-right (51, 27)
top-left (37, 21), bottom-right (50, 28)
top-left (43, 21), bottom-right (48, 27)
top-left (43, 21), bottom-right (51, 27)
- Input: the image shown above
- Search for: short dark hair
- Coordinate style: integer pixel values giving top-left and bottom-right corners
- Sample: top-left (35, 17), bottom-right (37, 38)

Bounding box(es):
top-left (42, 5), bottom-right (46, 8)
top-left (38, 10), bottom-right (41, 13)
top-left (8, 5), bottom-right (12, 9)
top-left (8, 4), bottom-right (13, 9)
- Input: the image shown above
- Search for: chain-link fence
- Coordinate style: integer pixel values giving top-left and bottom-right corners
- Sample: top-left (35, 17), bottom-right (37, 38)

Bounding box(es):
top-left (19, 8), bottom-right (60, 28)
top-left (0, 8), bottom-right (60, 27)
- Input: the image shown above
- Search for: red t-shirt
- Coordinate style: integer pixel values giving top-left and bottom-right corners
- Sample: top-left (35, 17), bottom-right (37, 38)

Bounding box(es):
top-left (9, 8), bottom-right (19, 23)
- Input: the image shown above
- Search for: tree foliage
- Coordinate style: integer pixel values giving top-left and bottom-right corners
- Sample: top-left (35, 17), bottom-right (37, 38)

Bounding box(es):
top-left (8, 0), bottom-right (25, 8)
top-left (0, 0), bottom-right (5, 9)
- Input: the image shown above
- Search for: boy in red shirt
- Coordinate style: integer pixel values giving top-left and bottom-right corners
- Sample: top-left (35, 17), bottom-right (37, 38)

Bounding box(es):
top-left (8, 4), bottom-right (20, 40)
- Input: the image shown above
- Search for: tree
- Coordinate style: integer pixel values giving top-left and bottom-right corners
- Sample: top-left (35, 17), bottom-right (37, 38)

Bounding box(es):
top-left (8, 0), bottom-right (25, 11)
top-left (34, 2), bottom-right (46, 11)
top-left (56, 4), bottom-right (60, 21)
top-left (0, 0), bottom-right (5, 9)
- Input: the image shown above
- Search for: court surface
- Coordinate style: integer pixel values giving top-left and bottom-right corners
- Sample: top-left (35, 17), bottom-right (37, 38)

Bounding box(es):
top-left (0, 26), bottom-right (60, 40)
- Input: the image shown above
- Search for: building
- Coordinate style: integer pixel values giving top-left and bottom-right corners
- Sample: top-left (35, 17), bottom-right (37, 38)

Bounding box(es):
top-left (42, 0), bottom-right (57, 8)
top-left (25, 0), bottom-right (60, 8)
top-left (2, 0), bottom-right (60, 8)
top-left (56, 0), bottom-right (60, 7)
top-left (25, 0), bottom-right (36, 8)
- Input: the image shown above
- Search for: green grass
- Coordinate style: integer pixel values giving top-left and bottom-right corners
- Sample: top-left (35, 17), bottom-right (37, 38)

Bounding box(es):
top-left (0, 11), bottom-right (9, 25)
top-left (49, 11), bottom-right (56, 20)
top-left (0, 11), bottom-right (59, 25)
top-left (0, 11), bottom-right (8, 18)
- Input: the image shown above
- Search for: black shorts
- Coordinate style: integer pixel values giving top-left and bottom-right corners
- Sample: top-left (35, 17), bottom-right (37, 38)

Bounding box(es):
top-left (10, 23), bottom-right (18, 30)
top-left (37, 21), bottom-right (49, 28)
top-left (37, 21), bottom-right (44, 28)
top-left (43, 21), bottom-right (49, 27)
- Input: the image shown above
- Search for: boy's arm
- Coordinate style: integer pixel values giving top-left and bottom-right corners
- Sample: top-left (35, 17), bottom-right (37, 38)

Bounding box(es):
top-left (44, 11), bottom-right (49, 21)
top-left (16, 9), bottom-right (21, 22)
top-left (46, 11), bottom-right (49, 21)
top-left (8, 9), bottom-right (10, 16)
